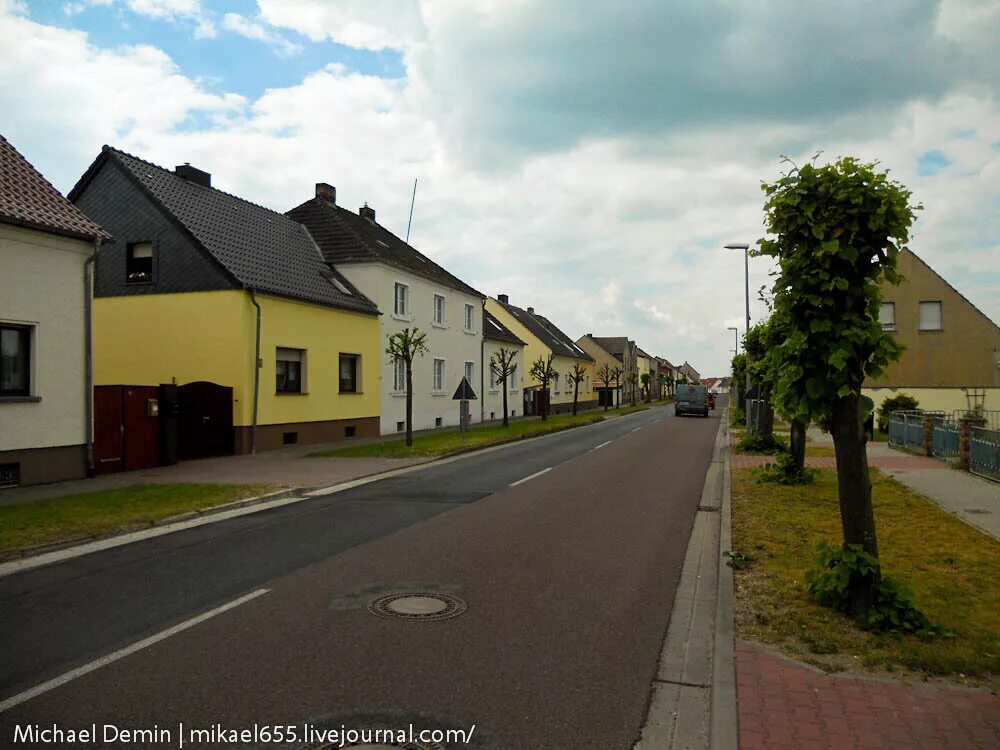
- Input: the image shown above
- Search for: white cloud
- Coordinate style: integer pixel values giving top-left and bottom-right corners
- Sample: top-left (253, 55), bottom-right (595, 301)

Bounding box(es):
top-left (65, 0), bottom-right (216, 38)
top-left (257, 0), bottom-right (424, 51)
top-left (221, 12), bottom-right (303, 57)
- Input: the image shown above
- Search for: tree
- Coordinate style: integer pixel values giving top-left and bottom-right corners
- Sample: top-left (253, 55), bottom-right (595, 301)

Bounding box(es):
top-left (640, 372), bottom-right (651, 402)
top-left (597, 362), bottom-right (614, 411)
top-left (568, 362), bottom-right (587, 415)
top-left (611, 365), bottom-right (623, 408)
top-left (489, 347), bottom-right (519, 428)
top-left (628, 372), bottom-right (639, 405)
top-left (529, 354), bottom-right (559, 420)
top-left (743, 320), bottom-right (776, 437)
top-left (657, 373), bottom-right (668, 400)
top-left (758, 156), bottom-right (918, 614)
top-left (386, 327), bottom-right (429, 447)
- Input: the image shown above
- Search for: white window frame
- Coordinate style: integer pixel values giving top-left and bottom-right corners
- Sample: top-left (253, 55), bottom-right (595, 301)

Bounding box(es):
top-left (464, 303), bottom-right (476, 333)
top-left (433, 358), bottom-right (445, 393)
top-left (918, 301), bottom-right (942, 331)
top-left (879, 302), bottom-right (896, 331)
top-left (433, 294), bottom-right (447, 327)
top-left (393, 356), bottom-right (406, 392)
top-left (464, 360), bottom-right (475, 388)
top-left (554, 372), bottom-right (561, 393)
top-left (489, 362), bottom-right (498, 392)
top-left (510, 369), bottom-right (519, 393)
top-left (393, 282), bottom-right (410, 320)
top-left (276, 346), bottom-right (306, 394)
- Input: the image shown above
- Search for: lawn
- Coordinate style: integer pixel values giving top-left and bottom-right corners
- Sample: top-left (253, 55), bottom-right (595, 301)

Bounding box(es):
top-left (308, 404), bottom-right (650, 458)
top-left (731, 467), bottom-right (1000, 687)
top-left (0, 484), bottom-right (275, 557)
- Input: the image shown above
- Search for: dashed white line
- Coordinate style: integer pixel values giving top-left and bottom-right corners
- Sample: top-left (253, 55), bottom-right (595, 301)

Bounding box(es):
top-left (592, 440), bottom-right (612, 451)
top-left (509, 467), bottom-right (552, 487)
top-left (631, 426), bottom-right (642, 433)
top-left (0, 588), bottom-right (270, 713)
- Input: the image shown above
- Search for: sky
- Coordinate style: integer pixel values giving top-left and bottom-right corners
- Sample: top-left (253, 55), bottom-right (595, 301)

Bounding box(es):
top-left (2, 0), bottom-right (999, 377)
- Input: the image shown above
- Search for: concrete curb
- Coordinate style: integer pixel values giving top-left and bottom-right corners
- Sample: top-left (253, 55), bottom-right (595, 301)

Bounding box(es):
top-left (0, 405), bottom-right (664, 579)
top-left (634, 408), bottom-right (736, 749)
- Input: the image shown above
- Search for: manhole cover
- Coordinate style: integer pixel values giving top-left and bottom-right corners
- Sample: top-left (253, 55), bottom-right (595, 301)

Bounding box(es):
top-left (368, 592), bottom-right (467, 621)
top-left (965, 508), bottom-right (991, 515)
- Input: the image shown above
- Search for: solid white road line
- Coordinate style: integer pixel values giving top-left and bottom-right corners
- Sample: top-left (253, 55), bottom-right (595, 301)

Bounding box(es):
top-left (592, 440), bottom-right (612, 451)
top-left (0, 588), bottom-right (270, 713)
top-left (509, 467), bottom-right (552, 487)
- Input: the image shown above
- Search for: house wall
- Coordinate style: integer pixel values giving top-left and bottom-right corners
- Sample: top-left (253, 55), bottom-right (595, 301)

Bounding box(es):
top-left (93, 290), bottom-right (381, 449)
top-left (0, 224), bottom-right (92, 484)
top-left (577, 336), bottom-right (623, 405)
top-left (549, 354), bottom-right (596, 412)
top-left (863, 387), bottom-right (1000, 417)
top-left (486, 299), bottom-right (548, 380)
top-left (339, 262), bottom-right (484, 434)
top-left (483, 338), bottom-right (525, 421)
top-left (867, 250), bottom-right (1000, 389)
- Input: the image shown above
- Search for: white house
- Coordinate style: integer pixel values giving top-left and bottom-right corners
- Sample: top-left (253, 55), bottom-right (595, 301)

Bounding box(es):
top-left (483, 309), bottom-right (526, 422)
top-left (0, 134), bottom-right (110, 486)
top-left (289, 184), bottom-right (486, 435)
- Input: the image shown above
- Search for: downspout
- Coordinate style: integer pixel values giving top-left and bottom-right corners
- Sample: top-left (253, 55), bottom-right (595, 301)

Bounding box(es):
top-left (480, 299), bottom-right (486, 424)
top-left (84, 241), bottom-right (100, 476)
top-left (249, 289), bottom-right (262, 455)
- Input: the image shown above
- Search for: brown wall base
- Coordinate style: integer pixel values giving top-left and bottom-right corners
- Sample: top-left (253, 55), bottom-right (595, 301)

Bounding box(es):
top-left (0, 444), bottom-right (87, 487)
top-left (550, 399), bottom-right (599, 415)
top-left (234, 416), bottom-right (380, 454)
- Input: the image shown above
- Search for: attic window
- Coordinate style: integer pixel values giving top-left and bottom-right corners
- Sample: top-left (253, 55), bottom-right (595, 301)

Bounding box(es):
top-left (376, 240), bottom-right (389, 248)
top-left (126, 242), bottom-right (154, 284)
top-left (330, 277), bottom-right (351, 295)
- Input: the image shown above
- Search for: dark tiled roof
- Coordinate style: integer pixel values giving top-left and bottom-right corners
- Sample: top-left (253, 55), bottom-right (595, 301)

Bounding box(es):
top-left (71, 148), bottom-right (377, 314)
top-left (591, 336), bottom-right (630, 357)
top-left (0, 134), bottom-right (110, 242)
top-left (484, 310), bottom-right (525, 346)
top-left (287, 197), bottom-right (483, 299)
top-left (495, 300), bottom-right (593, 362)
top-left (636, 347), bottom-right (653, 359)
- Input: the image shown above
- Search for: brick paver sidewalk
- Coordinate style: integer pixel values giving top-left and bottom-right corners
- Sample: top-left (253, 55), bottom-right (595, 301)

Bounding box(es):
top-left (736, 640), bottom-right (1000, 749)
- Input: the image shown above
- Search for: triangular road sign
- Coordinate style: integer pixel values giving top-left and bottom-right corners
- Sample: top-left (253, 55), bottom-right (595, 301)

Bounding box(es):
top-left (452, 376), bottom-right (478, 400)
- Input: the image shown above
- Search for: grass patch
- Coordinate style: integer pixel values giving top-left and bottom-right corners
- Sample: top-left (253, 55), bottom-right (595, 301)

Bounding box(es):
top-left (309, 405), bottom-right (650, 458)
top-left (0, 484), bottom-right (275, 556)
top-left (731, 467), bottom-right (1000, 686)
top-left (805, 445), bottom-right (836, 457)
top-left (870, 430), bottom-right (889, 443)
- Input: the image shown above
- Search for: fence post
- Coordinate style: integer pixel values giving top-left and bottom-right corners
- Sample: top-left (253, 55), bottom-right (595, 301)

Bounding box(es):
top-left (922, 417), bottom-right (935, 457)
top-left (958, 419), bottom-right (972, 471)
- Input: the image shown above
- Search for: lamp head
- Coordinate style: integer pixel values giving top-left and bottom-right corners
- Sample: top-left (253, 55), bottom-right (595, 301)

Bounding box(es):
top-left (724, 243), bottom-right (749, 250)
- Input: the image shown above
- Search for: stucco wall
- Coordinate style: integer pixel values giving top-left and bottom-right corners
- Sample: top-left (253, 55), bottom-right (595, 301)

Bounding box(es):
top-left (483, 338), bottom-right (525, 421)
top-left (863, 387), bottom-right (1000, 417)
top-left (0, 224), bottom-right (91, 453)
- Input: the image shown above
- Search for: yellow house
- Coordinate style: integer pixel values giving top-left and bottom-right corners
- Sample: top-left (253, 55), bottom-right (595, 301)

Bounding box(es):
top-left (486, 295), bottom-right (595, 415)
top-left (70, 147), bottom-right (381, 467)
top-left (866, 249), bottom-right (1000, 414)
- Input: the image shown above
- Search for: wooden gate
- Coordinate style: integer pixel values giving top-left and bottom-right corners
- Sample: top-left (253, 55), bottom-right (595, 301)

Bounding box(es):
top-left (177, 381), bottom-right (234, 459)
top-left (93, 385), bottom-right (160, 475)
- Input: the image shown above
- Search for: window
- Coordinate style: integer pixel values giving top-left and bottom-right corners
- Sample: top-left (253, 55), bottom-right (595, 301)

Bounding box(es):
top-left (396, 421), bottom-right (405, 432)
top-left (433, 294), bottom-right (446, 326)
top-left (393, 356), bottom-right (406, 392)
top-left (919, 301), bottom-right (942, 331)
top-left (344, 425), bottom-right (356, 438)
top-left (879, 302), bottom-right (896, 330)
top-left (433, 358), bottom-right (445, 391)
top-left (276, 347), bottom-right (304, 393)
top-left (393, 282), bottom-right (409, 317)
top-left (339, 353), bottom-right (359, 392)
top-left (1, 325), bottom-right (31, 397)
top-left (566, 373), bottom-right (573, 392)
top-left (435, 417), bottom-right (443, 427)
top-left (510, 371), bottom-right (518, 392)
top-left (554, 374), bottom-right (560, 393)
top-left (126, 241), bottom-right (153, 284)
top-left (464, 361), bottom-right (474, 387)
top-left (489, 363), bottom-right (498, 390)
top-left (586, 375), bottom-right (590, 392)
top-left (464, 303), bottom-right (476, 332)
top-left (282, 431), bottom-right (298, 445)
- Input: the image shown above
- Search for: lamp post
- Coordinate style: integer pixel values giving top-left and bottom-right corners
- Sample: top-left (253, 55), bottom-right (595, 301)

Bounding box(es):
top-left (725, 243), bottom-right (751, 428)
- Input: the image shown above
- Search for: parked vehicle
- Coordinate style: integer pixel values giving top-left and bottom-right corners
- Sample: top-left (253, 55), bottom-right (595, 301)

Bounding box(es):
top-left (675, 384), bottom-right (709, 418)
top-left (707, 393), bottom-right (716, 409)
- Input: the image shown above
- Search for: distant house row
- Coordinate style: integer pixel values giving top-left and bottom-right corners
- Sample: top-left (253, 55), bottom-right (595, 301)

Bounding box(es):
top-left (0, 137), bottom-right (694, 487)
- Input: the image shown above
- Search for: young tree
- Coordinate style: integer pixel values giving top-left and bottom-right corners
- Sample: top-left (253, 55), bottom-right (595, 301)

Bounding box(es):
top-left (597, 362), bottom-right (614, 411)
top-left (568, 362), bottom-right (587, 415)
top-left (529, 354), bottom-right (559, 420)
top-left (386, 327), bottom-right (428, 447)
top-left (758, 156), bottom-right (917, 614)
top-left (628, 372), bottom-right (639, 405)
top-left (489, 347), bottom-right (518, 428)
top-left (640, 372), bottom-right (651, 402)
top-left (611, 365), bottom-right (623, 408)
top-left (657, 373), bottom-right (668, 400)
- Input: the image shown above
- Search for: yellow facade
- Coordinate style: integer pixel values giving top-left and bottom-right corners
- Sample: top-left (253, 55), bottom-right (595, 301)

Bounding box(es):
top-left (93, 290), bottom-right (380, 427)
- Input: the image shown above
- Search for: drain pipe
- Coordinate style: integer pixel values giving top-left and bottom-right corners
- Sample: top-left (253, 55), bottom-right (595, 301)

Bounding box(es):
top-left (249, 288), bottom-right (262, 455)
top-left (480, 299), bottom-right (486, 424)
top-left (84, 242), bottom-right (100, 476)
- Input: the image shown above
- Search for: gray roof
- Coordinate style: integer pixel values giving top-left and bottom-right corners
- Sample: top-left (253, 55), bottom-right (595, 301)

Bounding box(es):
top-left (287, 196), bottom-right (484, 299)
top-left (484, 310), bottom-right (525, 346)
top-left (70, 147), bottom-right (377, 315)
top-left (1, 133), bottom-right (110, 242)
top-left (591, 336), bottom-right (631, 357)
top-left (494, 300), bottom-right (593, 362)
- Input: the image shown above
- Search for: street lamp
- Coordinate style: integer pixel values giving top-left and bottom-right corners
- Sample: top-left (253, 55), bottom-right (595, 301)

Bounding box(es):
top-left (725, 243), bottom-right (752, 428)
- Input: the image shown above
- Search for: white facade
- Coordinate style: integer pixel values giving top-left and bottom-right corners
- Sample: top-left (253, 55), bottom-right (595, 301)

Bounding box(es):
top-left (0, 224), bottom-right (91, 456)
top-left (336, 261), bottom-right (484, 435)
top-left (483, 337), bottom-right (525, 422)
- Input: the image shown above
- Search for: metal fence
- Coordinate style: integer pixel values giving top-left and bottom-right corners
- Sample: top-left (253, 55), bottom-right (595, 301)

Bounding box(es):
top-left (887, 410), bottom-right (929, 453)
top-left (971, 426), bottom-right (1000, 482)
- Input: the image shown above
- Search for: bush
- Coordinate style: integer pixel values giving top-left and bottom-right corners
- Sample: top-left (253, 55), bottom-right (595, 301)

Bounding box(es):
top-left (735, 432), bottom-right (787, 455)
top-left (754, 452), bottom-right (818, 485)
top-left (876, 393), bottom-right (919, 433)
top-left (805, 543), bottom-right (948, 638)
top-left (729, 407), bottom-right (746, 427)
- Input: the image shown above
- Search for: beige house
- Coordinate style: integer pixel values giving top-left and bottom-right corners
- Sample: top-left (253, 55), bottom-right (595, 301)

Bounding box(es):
top-left (487, 295), bottom-right (595, 415)
top-left (577, 335), bottom-right (637, 407)
top-left (678, 361), bottom-right (701, 385)
top-left (482, 310), bottom-right (526, 421)
top-left (0, 134), bottom-right (110, 486)
top-left (867, 248), bottom-right (1000, 414)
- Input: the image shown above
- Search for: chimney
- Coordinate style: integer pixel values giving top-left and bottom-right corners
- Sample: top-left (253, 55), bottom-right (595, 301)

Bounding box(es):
top-left (174, 163), bottom-right (211, 188)
top-left (527, 306), bottom-right (535, 314)
top-left (359, 202), bottom-right (376, 222)
top-left (497, 294), bottom-right (509, 304)
top-left (315, 183), bottom-right (335, 203)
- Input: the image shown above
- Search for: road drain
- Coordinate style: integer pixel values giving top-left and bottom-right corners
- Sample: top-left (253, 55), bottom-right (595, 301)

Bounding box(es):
top-left (367, 592), bottom-right (467, 622)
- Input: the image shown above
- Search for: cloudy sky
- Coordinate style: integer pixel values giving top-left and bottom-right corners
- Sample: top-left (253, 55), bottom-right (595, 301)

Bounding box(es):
top-left (3, 0), bottom-right (999, 376)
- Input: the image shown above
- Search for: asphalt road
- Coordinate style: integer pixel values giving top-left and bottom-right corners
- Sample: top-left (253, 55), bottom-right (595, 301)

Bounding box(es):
top-left (1, 402), bottom-right (722, 749)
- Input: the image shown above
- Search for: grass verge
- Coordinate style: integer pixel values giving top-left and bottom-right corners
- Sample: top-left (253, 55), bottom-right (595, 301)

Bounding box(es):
top-left (731, 467), bottom-right (999, 688)
top-left (309, 405), bottom-right (650, 458)
top-left (0, 484), bottom-right (276, 557)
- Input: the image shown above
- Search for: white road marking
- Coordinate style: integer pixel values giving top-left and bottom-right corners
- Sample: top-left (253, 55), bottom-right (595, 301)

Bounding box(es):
top-left (631, 427), bottom-right (642, 433)
top-left (0, 588), bottom-right (270, 713)
top-left (509, 467), bottom-right (552, 487)
top-left (592, 440), bottom-right (612, 451)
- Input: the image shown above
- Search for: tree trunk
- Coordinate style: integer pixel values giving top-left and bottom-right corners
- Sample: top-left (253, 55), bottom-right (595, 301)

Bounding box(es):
top-left (405, 361), bottom-right (414, 447)
top-left (502, 378), bottom-right (509, 427)
top-left (573, 381), bottom-right (579, 415)
top-left (789, 418), bottom-right (806, 472)
top-left (830, 391), bottom-right (880, 614)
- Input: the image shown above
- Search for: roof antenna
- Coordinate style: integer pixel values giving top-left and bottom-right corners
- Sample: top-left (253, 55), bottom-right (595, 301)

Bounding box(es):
top-left (405, 177), bottom-right (418, 244)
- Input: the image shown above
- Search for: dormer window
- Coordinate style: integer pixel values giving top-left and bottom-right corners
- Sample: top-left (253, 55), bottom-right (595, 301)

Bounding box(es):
top-left (126, 242), bottom-right (153, 284)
